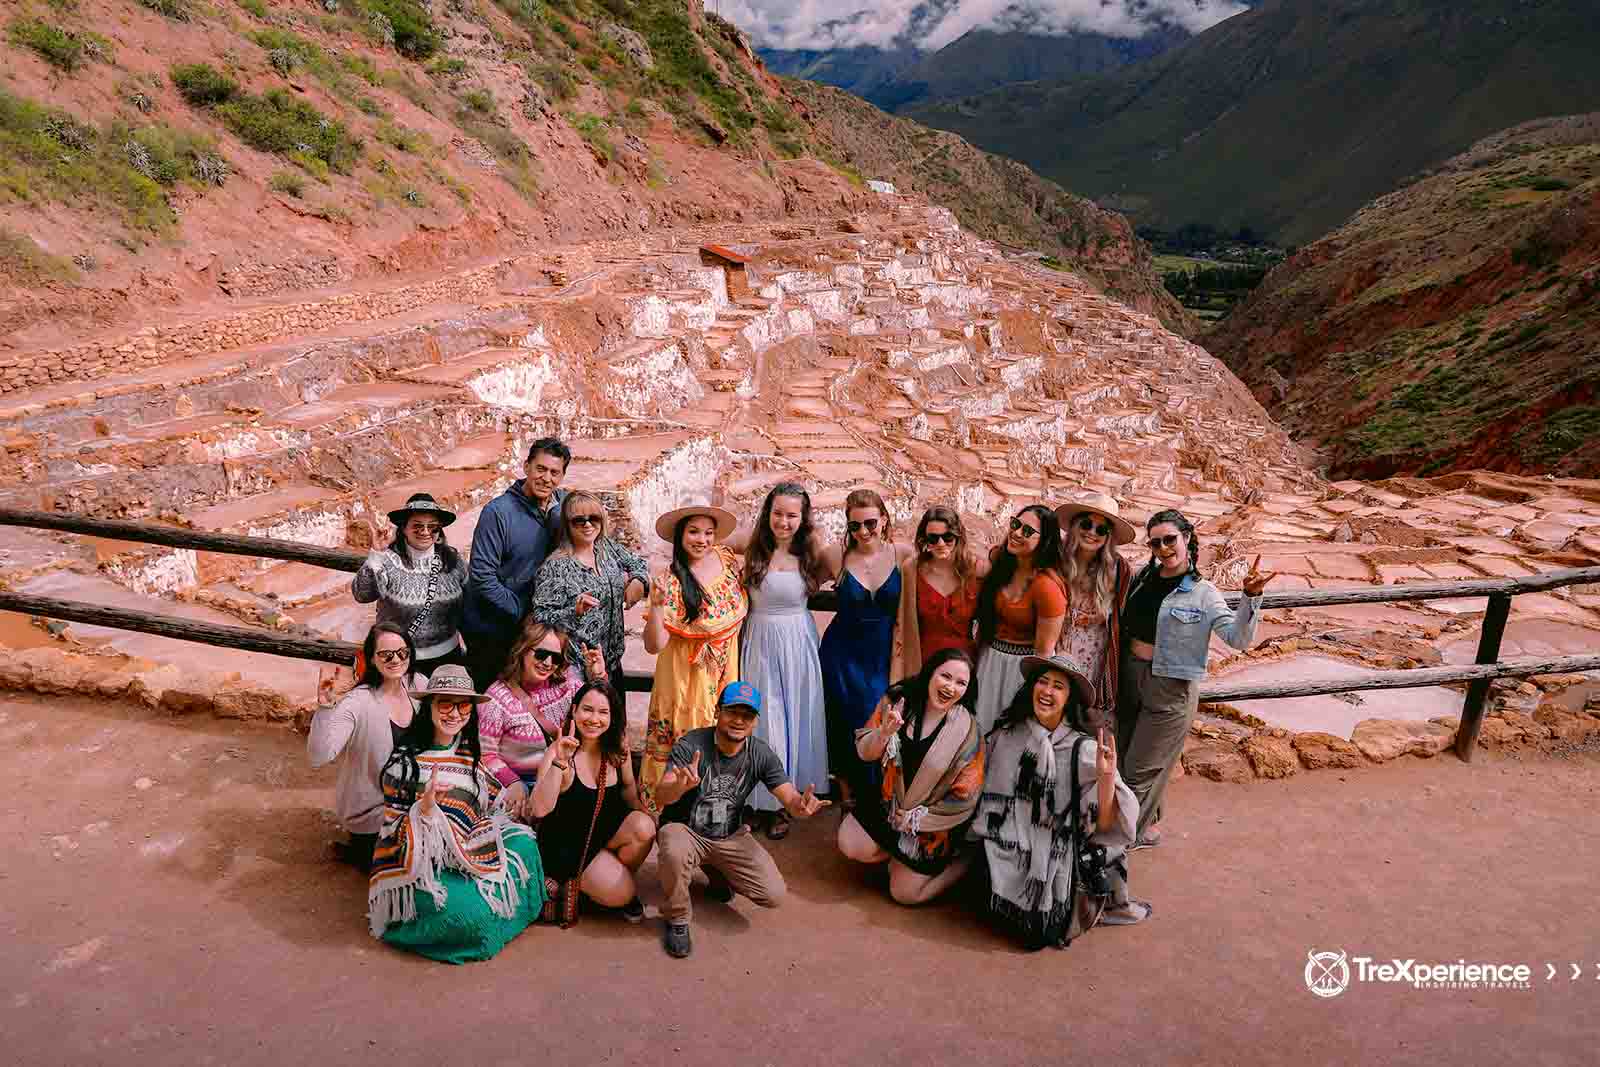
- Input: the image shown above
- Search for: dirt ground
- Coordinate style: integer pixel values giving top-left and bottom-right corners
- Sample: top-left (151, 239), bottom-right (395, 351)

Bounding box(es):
top-left (2, 691), bottom-right (1596, 1066)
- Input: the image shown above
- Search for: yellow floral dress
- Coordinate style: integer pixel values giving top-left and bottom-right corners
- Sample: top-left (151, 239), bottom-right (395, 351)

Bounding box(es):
top-left (641, 545), bottom-right (749, 809)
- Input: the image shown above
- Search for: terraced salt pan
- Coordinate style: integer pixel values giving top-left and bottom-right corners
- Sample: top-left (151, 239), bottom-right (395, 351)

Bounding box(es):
top-left (1214, 654), bottom-right (1463, 737)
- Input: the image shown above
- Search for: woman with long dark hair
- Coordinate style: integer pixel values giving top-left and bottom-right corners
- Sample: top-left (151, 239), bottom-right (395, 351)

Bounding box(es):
top-left (818, 488), bottom-right (914, 807)
top-left (527, 682), bottom-right (656, 922)
top-left (640, 499), bottom-right (748, 810)
top-left (1053, 492), bottom-right (1137, 718)
top-left (1117, 509), bottom-right (1275, 849)
top-left (890, 505), bottom-right (989, 680)
top-left (733, 482), bottom-right (831, 838)
top-left (970, 503), bottom-right (1067, 734)
top-left (531, 489), bottom-right (649, 681)
top-left (368, 665), bottom-right (545, 963)
top-left (972, 655), bottom-right (1148, 950)
top-left (352, 493), bottom-right (469, 680)
top-left (308, 622), bottom-right (422, 870)
top-left (836, 648), bottom-right (984, 905)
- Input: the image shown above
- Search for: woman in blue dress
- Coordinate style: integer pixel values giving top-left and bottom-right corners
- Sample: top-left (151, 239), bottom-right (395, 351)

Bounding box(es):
top-left (733, 482), bottom-right (833, 838)
top-left (819, 488), bottom-right (914, 809)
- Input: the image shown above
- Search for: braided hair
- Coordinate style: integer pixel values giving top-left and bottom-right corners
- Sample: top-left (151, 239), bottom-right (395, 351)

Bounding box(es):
top-left (1136, 508), bottom-right (1202, 586)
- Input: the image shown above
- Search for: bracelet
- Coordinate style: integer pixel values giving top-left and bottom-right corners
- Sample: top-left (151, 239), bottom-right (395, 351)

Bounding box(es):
top-left (553, 760), bottom-right (571, 771)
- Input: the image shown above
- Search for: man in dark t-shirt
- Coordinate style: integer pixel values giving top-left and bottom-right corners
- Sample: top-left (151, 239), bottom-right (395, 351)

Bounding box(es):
top-left (656, 681), bottom-right (830, 959)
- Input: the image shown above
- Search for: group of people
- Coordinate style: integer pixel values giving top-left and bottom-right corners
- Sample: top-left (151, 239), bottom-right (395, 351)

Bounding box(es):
top-left (311, 437), bottom-right (1277, 961)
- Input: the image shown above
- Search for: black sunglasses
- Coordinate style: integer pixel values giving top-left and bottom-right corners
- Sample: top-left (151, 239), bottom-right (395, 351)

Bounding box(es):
top-left (568, 514), bottom-right (602, 527)
top-left (1009, 517), bottom-right (1039, 538)
top-left (1076, 516), bottom-right (1112, 537)
top-left (1147, 533), bottom-right (1182, 549)
top-left (374, 648), bottom-right (411, 664)
top-left (847, 518), bottom-right (880, 533)
top-left (922, 531), bottom-right (957, 544)
top-left (529, 648), bottom-right (564, 665)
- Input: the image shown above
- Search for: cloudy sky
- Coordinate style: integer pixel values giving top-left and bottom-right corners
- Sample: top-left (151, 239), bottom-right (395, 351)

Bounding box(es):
top-left (718, 0), bottom-right (1250, 52)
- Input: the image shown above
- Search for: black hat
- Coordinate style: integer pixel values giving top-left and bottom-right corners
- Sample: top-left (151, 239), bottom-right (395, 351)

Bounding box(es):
top-left (388, 491), bottom-right (457, 528)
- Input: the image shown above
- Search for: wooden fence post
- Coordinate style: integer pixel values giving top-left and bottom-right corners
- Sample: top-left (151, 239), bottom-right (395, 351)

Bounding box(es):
top-left (1454, 593), bottom-right (1513, 762)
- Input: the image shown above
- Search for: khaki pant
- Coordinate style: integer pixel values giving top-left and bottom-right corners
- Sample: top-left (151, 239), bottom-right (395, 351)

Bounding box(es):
top-left (657, 823), bottom-right (786, 924)
top-left (1116, 653), bottom-right (1200, 839)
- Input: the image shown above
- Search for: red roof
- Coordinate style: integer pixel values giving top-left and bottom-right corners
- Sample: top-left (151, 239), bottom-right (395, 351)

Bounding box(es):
top-left (700, 243), bottom-right (748, 265)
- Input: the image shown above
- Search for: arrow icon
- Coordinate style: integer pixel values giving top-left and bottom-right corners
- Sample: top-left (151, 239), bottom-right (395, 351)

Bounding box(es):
top-left (1573, 963), bottom-right (1583, 980)
top-left (1547, 963), bottom-right (1557, 980)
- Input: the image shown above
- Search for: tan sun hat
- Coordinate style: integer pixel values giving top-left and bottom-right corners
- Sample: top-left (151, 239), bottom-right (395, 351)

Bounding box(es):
top-left (1056, 490), bottom-right (1137, 546)
top-left (409, 664), bottom-right (489, 703)
top-left (654, 498), bottom-right (737, 543)
top-left (1019, 654), bottom-right (1097, 708)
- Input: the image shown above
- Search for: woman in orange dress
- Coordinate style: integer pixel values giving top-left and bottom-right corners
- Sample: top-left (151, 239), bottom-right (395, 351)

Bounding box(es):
top-left (891, 506), bottom-right (989, 679)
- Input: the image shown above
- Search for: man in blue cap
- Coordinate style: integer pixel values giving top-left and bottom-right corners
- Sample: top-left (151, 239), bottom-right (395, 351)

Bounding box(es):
top-left (654, 680), bottom-right (830, 959)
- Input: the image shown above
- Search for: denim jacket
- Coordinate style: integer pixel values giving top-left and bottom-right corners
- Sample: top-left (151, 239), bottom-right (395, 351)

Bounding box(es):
top-left (1131, 571), bottom-right (1262, 682)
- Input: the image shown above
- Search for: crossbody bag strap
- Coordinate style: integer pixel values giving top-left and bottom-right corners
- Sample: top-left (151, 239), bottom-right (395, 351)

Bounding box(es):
top-left (561, 758), bottom-right (610, 929)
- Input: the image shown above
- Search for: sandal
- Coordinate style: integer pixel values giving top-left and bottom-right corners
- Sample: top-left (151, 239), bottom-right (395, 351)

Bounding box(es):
top-left (766, 812), bottom-right (791, 840)
top-left (1098, 900), bottom-right (1154, 926)
top-left (1129, 827), bottom-right (1162, 852)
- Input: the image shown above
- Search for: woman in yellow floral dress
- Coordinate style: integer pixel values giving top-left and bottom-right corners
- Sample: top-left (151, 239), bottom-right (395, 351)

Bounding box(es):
top-left (641, 500), bottom-right (748, 810)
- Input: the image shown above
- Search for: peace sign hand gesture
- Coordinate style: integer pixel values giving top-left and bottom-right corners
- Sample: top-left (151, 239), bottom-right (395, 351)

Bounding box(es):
top-left (1242, 554), bottom-right (1278, 597)
top-left (419, 769), bottom-right (445, 815)
top-left (1096, 725), bottom-right (1117, 778)
top-left (581, 646), bottom-right (607, 680)
top-left (552, 716), bottom-right (580, 768)
top-left (648, 573), bottom-right (669, 609)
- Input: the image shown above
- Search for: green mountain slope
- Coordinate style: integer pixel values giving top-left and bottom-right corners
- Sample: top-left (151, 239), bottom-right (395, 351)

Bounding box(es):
top-left (907, 0), bottom-right (1600, 245)
top-left (1207, 114), bottom-right (1600, 478)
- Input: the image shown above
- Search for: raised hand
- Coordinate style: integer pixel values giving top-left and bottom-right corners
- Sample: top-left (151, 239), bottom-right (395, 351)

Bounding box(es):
top-left (648, 573), bottom-right (669, 608)
top-left (878, 697), bottom-right (906, 739)
top-left (419, 768), bottom-right (445, 814)
top-left (574, 591), bottom-right (601, 617)
top-left (1096, 725), bottom-right (1116, 778)
top-left (658, 750), bottom-right (702, 803)
top-left (1242, 554), bottom-right (1278, 597)
top-left (581, 646), bottom-right (607, 680)
top-left (793, 784), bottom-right (831, 818)
top-left (553, 716), bottom-right (580, 767)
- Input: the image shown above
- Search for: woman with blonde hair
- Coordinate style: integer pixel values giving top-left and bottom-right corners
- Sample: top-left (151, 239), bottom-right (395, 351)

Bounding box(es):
top-left (890, 505), bottom-right (989, 681)
top-left (532, 489), bottom-right (648, 682)
top-left (1053, 492), bottom-right (1138, 718)
top-left (818, 488), bottom-right (914, 806)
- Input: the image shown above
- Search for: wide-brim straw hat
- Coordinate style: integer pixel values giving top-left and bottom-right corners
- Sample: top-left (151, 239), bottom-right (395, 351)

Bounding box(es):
top-left (654, 499), bottom-right (737, 542)
top-left (1019, 655), bottom-right (1097, 708)
top-left (388, 491), bottom-right (457, 528)
top-left (409, 663), bottom-right (488, 703)
top-left (1056, 490), bottom-right (1136, 546)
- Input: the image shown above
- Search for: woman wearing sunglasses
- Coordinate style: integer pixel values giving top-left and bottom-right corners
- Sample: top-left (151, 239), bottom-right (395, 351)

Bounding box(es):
top-left (531, 489), bottom-right (649, 682)
top-left (352, 492), bottom-right (470, 681)
top-left (818, 488), bottom-right (914, 807)
top-left (971, 504), bottom-right (1067, 734)
top-left (309, 622), bottom-right (426, 870)
top-left (890, 506), bottom-right (989, 680)
top-left (479, 621), bottom-right (605, 817)
top-left (1117, 509), bottom-right (1276, 850)
top-left (1053, 492), bottom-right (1138, 720)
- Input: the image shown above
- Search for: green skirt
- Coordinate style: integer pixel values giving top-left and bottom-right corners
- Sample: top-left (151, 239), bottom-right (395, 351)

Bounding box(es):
top-left (381, 827), bottom-right (546, 964)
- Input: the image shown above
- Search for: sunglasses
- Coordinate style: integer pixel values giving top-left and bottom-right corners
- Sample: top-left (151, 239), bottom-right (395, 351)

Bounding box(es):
top-left (1009, 517), bottom-right (1039, 538)
top-left (434, 699), bottom-right (473, 716)
top-left (568, 514), bottom-right (602, 527)
top-left (922, 531), bottom-right (957, 544)
top-left (847, 518), bottom-right (880, 533)
top-left (374, 648), bottom-right (411, 664)
top-left (528, 648), bottom-right (564, 665)
top-left (407, 522), bottom-right (443, 535)
top-left (1077, 516), bottom-right (1112, 537)
top-left (1147, 533), bottom-right (1182, 550)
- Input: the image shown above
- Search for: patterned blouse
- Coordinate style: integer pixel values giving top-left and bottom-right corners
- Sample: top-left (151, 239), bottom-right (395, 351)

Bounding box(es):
top-left (531, 537), bottom-right (650, 677)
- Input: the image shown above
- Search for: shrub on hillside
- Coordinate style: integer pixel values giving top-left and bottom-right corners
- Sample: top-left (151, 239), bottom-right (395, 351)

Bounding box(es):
top-left (9, 17), bottom-right (85, 71)
top-left (358, 0), bottom-right (439, 59)
top-left (171, 63), bottom-right (239, 106)
top-left (215, 89), bottom-right (362, 172)
top-left (137, 0), bottom-right (192, 21)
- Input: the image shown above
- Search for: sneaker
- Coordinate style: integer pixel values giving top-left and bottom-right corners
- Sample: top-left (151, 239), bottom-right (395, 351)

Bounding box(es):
top-left (704, 869), bottom-right (735, 904)
top-left (664, 921), bottom-right (692, 958)
top-left (621, 896), bottom-right (645, 923)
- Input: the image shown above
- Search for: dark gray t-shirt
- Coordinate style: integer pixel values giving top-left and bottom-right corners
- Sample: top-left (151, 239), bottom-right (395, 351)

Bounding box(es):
top-left (659, 727), bottom-right (788, 840)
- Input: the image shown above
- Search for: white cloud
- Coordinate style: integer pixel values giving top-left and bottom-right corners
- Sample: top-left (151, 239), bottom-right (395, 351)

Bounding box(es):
top-left (721, 0), bottom-right (1249, 52)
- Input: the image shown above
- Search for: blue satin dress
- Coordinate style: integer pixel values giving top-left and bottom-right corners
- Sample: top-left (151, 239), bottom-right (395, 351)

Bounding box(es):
top-left (819, 566), bottom-right (902, 791)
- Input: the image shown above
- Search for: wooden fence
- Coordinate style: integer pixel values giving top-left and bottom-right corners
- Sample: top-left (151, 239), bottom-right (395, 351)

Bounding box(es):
top-left (2, 506), bottom-right (1597, 762)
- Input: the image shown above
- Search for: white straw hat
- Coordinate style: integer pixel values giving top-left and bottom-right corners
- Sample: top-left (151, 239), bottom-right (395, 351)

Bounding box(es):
top-left (1056, 491), bottom-right (1137, 546)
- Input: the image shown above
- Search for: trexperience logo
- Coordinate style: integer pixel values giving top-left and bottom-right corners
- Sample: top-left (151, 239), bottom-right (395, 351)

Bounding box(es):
top-left (1305, 950), bottom-right (1535, 997)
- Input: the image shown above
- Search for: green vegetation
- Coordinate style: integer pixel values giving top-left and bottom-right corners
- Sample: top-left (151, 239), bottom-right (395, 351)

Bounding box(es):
top-left (0, 226), bottom-right (79, 285)
top-left (635, 0), bottom-right (754, 138)
top-left (171, 63), bottom-right (240, 107)
top-left (120, 124), bottom-right (229, 187)
top-left (268, 170), bottom-right (304, 197)
top-left (7, 17), bottom-right (110, 71)
top-left (568, 112), bottom-right (614, 162)
top-left (461, 89), bottom-right (496, 115)
top-left (356, 0), bottom-right (440, 59)
top-left (215, 89), bottom-right (362, 172)
top-left (137, 0), bottom-right (192, 21)
top-left (237, 0), bottom-right (267, 18)
top-left (1526, 407), bottom-right (1600, 465)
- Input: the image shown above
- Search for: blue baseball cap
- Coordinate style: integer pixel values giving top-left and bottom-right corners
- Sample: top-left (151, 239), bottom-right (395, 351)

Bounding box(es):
top-left (717, 681), bottom-right (762, 714)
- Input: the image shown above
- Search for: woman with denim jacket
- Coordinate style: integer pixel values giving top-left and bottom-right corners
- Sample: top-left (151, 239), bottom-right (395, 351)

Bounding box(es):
top-left (1116, 509), bottom-right (1275, 849)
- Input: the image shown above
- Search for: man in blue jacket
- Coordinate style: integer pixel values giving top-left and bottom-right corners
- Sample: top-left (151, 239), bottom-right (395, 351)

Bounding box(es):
top-left (461, 436), bottom-right (572, 687)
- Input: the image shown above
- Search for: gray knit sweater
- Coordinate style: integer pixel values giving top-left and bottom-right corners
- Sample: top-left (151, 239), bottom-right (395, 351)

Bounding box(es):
top-left (351, 546), bottom-right (468, 659)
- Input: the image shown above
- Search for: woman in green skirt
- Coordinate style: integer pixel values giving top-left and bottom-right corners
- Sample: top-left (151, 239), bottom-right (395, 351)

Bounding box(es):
top-left (368, 665), bottom-right (546, 963)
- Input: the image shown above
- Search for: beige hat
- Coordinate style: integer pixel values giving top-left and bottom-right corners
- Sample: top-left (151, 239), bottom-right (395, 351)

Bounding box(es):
top-left (1056, 490), bottom-right (1137, 546)
top-left (654, 499), bottom-right (737, 543)
top-left (409, 664), bottom-right (489, 703)
top-left (1019, 654), bottom-right (1097, 708)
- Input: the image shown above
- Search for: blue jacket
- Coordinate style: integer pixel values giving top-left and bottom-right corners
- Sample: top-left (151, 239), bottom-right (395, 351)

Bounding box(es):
top-left (1131, 570), bottom-right (1262, 682)
top-left (461, 482), bottom-right (566, 640)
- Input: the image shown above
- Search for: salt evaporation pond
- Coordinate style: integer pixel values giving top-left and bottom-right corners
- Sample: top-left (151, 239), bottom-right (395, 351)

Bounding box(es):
top-left (1212, 654), bottom-right (1463, 739)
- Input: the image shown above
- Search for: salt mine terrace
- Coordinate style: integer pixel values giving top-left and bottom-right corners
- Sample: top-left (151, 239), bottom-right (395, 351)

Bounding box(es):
top-left (0, 202), bottom-right (1597, 750)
